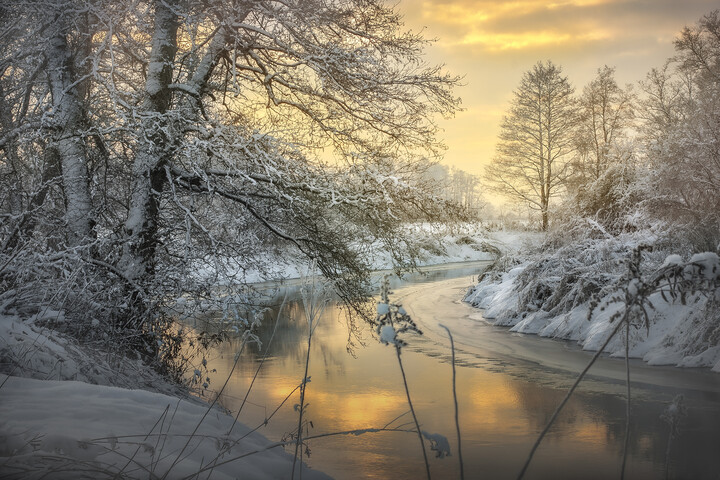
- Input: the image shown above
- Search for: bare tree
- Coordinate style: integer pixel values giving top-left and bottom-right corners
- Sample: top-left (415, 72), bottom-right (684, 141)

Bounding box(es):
top-left (642, 10), bottom-right (720, 249)
top-left (485, 61), bottom-right (577, 230)
top-left (574, 66), bottom-right (634, 182)
top-left (561, 66), bottom-right (637, 229)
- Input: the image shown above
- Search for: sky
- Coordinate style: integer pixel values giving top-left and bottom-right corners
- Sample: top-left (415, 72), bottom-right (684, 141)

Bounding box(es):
top-left (394, 0), bottom-right (719, 177)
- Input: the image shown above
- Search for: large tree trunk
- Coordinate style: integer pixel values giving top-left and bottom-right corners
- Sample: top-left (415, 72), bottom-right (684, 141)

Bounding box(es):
top-left (46, 26), bottom-right (94, 247)
top-left (119, 1), bottom-right (234, 283)
top-left (119, 0), bottom-right (179, 282)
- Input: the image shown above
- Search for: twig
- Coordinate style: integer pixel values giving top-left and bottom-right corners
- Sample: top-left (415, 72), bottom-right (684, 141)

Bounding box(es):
top-left (228, 293), bottom-right (287, 435)
top-left (114, 403), bottom-right (171, 479)
top-left (161, 335), bottom-right (249, 479)
top-left (240, 385), bottom-right (302, 441)
top-left (396, 345), bottom-right (432, 480)
top-left (180, 427), bottom-right (415, 479)
top-left (291, 331), bottom-right (312, 480)
top-left (621, 320), bottom-right (631, 479)
top-left (292, 270), bottom-right (328, 479)
top-left (440, 324), bottom-right (464, 480)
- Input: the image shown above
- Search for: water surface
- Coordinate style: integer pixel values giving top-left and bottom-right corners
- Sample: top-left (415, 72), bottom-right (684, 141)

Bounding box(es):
top-left (200, 262), bottom-right (720, 479)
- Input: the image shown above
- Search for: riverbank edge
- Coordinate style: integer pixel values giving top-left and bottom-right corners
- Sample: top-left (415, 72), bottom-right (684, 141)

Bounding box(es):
top-left (463, 256), bottom-right (720, 374)
top-left (0, 304), bottom-right (333, 479)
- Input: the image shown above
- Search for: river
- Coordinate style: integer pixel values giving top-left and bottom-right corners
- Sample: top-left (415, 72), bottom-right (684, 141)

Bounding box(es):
top-left (199, 261), bottom-right (720, 479)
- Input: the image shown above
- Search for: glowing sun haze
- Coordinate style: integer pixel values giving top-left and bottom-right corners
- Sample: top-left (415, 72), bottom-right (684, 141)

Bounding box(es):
top-left (395, 0), bottom-right (719, 177)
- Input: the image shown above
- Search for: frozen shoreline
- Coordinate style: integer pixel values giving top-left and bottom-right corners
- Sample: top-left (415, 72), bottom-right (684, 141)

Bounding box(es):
top-left (193, 224), bottom-right (508, 285)
top-left (463, 234), bottom-right (720, 373)
top-left (0, 308), bottom-right (331, 479)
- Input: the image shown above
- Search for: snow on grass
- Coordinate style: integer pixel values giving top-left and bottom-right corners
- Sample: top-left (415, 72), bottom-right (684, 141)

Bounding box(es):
top-left (0, 374), bottom-right (330, 479)
top-left (0, 312), bottom-right (330, 479)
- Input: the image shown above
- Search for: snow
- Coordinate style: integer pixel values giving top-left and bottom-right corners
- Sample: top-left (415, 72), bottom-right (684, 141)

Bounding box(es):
top-left (663, 254), bottom-right (683, 267)
top-left (0, 225), bottom-right (512, 479)
top-left (688, 252), bottom-right (719, 280)
top-left (193, 224), bottom-right (504, 285)
top-left (464, 235), bottom-right (720, 373)
top-left (0, 374), bottom-right (330, 479)
top-left (379, 324), bottom-right (397, 345)
top-left (421, 431), bottom-right (451, 459)
top-left (481, 230), bottom-right (544, 254)
top-left (0, 312), bottom-right (330, 479)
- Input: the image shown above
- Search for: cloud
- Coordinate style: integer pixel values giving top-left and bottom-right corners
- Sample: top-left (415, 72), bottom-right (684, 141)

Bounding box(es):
top-left (401, 0), bottom-right (717, 54)
top-left (394, 0), bottom-right (719, 174)
top-left (408, 0), bottom-right (617, 50)
top-left (458, 29), bottom-right (610, 51)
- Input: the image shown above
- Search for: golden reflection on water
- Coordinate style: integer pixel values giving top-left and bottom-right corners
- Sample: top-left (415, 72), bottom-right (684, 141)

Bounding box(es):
top-left (195, 276), bottom-right (720, 480)
top-left (205, 299), bottom-right (618, 479)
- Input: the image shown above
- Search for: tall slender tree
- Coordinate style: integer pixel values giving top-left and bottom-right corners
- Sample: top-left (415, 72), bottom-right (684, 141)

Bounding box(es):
top-left (575, 66), bottom-right (634, 182)
top-left (485, 61), bottom-right (577, 230)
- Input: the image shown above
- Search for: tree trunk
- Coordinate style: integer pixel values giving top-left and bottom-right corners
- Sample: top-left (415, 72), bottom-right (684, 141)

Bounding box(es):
top-left (1, 144), bottom-right (62, 252)
top-left (46, 27), bottom-right (94, 247)
top-left (119, 2), bottom-right (234, 283)
top-left (119, 0), bottom-right (179, 282)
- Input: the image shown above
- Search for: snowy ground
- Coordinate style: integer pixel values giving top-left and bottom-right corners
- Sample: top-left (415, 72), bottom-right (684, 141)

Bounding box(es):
top-left (0, 374), bottom-right (332, 479)
top-left (194, 223), bottom-right (508, 284)
top-left (0, 310), bottom-right (331, 479)
top-left (464, 234), bottom-right (720, 373)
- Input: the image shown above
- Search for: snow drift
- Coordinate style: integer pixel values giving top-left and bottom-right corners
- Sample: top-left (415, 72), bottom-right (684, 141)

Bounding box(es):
top-left (464, 232), bottom-right (720, 373)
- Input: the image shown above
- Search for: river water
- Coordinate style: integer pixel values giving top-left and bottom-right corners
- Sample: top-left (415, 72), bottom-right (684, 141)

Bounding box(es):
top-left (200, 261), bottom-right (720, 479)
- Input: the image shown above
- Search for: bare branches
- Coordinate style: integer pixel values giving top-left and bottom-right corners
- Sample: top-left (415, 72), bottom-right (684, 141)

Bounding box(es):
top-left (0, 0), bottom-right (463, 378)
top-left (485, 61), bottom-right (577, 230)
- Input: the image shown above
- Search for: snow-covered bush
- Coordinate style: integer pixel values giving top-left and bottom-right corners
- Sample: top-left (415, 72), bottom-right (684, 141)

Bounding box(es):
top-left (0, 238), bottom-right (236, 386)
top-left (565, 161), bottom-right (644, 234)
top-left (466, 228), bottom-right (720, 371)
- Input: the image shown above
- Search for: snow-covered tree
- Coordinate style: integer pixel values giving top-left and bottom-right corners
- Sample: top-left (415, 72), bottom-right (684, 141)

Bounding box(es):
top-left (559, 66), bottom-right (638, 230)
top-left (0, 0), bottom-right (462, 363)
top-left (485, 61), bottom-right (577, 230)
top-left (573, 66), bottom-right (634, 183)
top-left (642, 10), bottom-right (720, 249)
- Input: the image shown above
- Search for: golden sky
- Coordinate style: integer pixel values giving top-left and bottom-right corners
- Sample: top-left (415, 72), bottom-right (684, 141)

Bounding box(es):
top-left (394, 0), bottom-right (719, 176)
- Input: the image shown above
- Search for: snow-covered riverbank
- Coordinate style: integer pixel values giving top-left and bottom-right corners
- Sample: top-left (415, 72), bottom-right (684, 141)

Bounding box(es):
top-left (464, 232), bottom-right (720, 373)
top-left (0, 225), bottom-right (503, 479)
top-left (194, 224), bottom-right (508, 284)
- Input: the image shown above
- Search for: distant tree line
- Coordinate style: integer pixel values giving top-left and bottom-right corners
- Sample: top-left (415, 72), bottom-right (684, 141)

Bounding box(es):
top-left (423, 164), bottom-right (485, 216)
